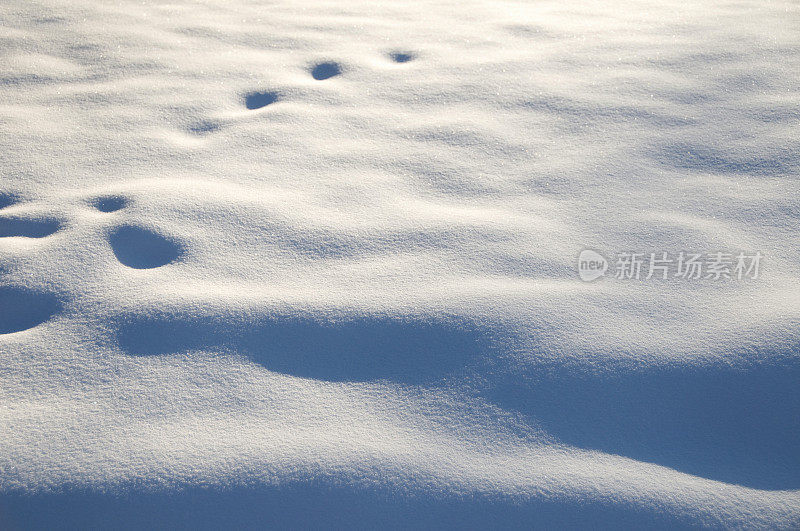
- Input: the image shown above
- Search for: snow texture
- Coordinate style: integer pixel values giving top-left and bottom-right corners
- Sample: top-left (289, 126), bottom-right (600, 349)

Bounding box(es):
top-left (1, 0), bottom-right (799, 528)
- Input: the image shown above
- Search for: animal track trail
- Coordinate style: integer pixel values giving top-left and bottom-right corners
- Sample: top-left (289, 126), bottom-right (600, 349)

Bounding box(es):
top-left (0, 287), bottom-right (61, 334)
top-left (108, 225), bottom-right (184, 269)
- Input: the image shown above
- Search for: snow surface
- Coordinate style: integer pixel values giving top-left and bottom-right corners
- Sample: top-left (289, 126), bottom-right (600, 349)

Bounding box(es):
top-left (1, 0), bottom-right (799, 528)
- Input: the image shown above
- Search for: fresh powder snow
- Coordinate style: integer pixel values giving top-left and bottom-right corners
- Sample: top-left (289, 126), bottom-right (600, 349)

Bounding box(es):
top-left (1, 0), bottom-right (799, 528)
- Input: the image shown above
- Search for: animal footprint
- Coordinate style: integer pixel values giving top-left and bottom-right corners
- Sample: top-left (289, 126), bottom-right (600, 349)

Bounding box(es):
top-left (187, 119), bottom-right (222, 136)
top-left (389, 51), bottom-right (415, 63)
top-left (109, 225), bottom-right (184, 269)
top-left (0, 193), bottom-right (16, 210)
top-left (244, 91), bottom-right (279, 110)
top-left (0, 216), bottom-right (61, 238)
top-left (91, 196), bottom-right (128, 213)
top-left (311, 61), bottom-right (342, 80)
top-left (0, 286), bottom-right (61, 334)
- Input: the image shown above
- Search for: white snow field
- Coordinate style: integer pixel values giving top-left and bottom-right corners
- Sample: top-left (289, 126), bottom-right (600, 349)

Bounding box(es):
top-left (1, 0), bottom-right (799, 528)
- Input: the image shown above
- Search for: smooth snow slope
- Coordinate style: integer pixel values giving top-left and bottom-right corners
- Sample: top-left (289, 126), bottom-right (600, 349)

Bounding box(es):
top-left (1, 0), bottom-right (799, 528)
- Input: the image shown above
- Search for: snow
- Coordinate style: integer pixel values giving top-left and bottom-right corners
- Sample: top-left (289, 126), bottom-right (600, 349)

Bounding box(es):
top-left (1, 0), bottom-right (799, 527)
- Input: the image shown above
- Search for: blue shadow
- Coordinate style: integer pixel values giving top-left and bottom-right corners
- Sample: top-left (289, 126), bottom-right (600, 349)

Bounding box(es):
top-left (113, 311), bottom-right (800, 490)
top-left (117, 314), bottom-right (492, 384)
top-left (656, 142), bottom-right (799, 177)
top-left (485, 341), bottom-right (800, 490)
top-left (0, 482), bottom-right (692, 531)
